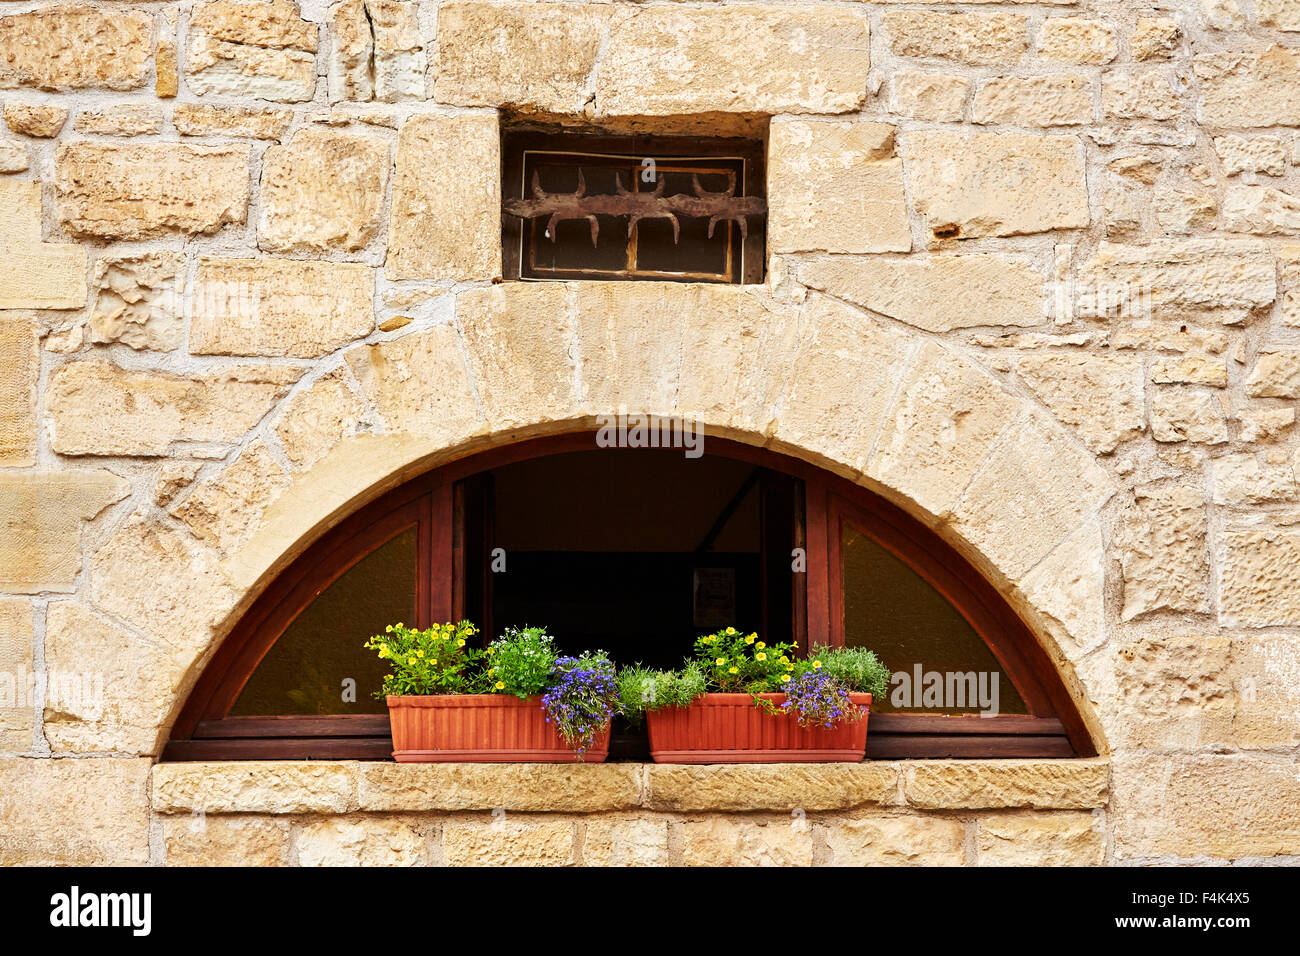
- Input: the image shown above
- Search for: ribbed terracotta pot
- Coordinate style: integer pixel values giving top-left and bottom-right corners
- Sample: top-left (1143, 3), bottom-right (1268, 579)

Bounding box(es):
top-left (387, 694), bottom-right (610, 762)
top-left (646, 692), bottom-right (871, 763)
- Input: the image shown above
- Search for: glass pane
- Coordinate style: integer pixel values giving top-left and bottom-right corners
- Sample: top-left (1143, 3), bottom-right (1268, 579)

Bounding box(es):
top-left (526, 162), bottom-right (630, 273)
top-left (841, 521), bottom-right (1027, 715)
top-left (230, 527), bottom-right (418, 716)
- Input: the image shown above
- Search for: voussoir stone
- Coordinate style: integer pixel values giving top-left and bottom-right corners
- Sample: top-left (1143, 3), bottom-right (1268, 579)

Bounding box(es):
top-left (191, 257), bottom-right (374, 357)
top-left (905, 759), bottom-right (1109, 809)
top-left (904, 130), bottom-right (1088, 238)
top-left (55, 142), bottom-right (250, 240)
top-left (169, 440), bottom-right (291, 555)
top-left (643, 763), bottom-right (899, 812)
top-left (1012, 352), bottom-right (1144, 455)
top-left (358, 762), bottom-right (642, 812)
top-left (0, 7), bottom-right (152, 91)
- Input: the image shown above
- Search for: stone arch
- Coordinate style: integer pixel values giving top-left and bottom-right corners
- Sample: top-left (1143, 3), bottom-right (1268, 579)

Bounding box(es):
top-left (80, 281), bottom-right (1114, 757)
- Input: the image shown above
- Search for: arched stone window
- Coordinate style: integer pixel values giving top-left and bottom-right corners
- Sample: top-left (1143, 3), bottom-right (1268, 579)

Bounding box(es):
top-left (166, 433), bottom-right (1095, 761)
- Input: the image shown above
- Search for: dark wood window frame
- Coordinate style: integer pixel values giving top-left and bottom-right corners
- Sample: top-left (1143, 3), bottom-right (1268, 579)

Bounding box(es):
top-left (165, 433), bottom-right (1095, 761)
top-left (501, 130), bottom-right (767, 285)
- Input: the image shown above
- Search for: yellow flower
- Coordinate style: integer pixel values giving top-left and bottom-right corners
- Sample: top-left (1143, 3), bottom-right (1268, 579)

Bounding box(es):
top-left (781, 674), bottom-right (792, 683)
top-left (756, 652), bottom-right (767, 661)
top-left (813, 660), bottom-right (822, 669)
top-left (431, 659), bottom-right (438, 666)
top-left (756, 641), bottom-right (766, 649)
top-left (488, 668), bottom-right (495, 676)
top-left (495, 681), bottom-right (505, 690)
top-left (486, 647), bottom-right (495, 655)
top-left (416, 649), bottom-right (425, 658)
top-left (456, 639), bottom-right (466, 647)
top-left (716, 658), bottom-right (726, 666)
top-left (725, 627), bottom-right (737, 635)
top-left (728, 666), bottom-right (738, 674)
top-left (377, 647), bottom-right (387, 659)
top-left (744, 634), bottom-right (756, 645)
top-left (408, 657), bottom-right (416, 665)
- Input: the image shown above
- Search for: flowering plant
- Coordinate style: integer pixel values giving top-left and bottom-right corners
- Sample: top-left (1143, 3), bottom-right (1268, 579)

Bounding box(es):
top-left (694, 627), bottom-right (798, 692)
top-left (363, 621), bottom-right (483, 697)
top-left (763, 667), bottom-right (863, 729)
top-left (484, 626), bottom-right (557, 697)
top-left (541, 651), bottom-right (619, 755)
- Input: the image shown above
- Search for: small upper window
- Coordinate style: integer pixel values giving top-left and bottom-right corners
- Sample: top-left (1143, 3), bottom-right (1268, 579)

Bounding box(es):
top-left (501, 130), bottom-right (767, 284)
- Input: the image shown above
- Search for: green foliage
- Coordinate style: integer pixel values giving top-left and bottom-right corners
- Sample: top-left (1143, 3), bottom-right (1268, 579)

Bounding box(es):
top-left (693, 627), bottom-right (798, 693)
top-left (484, 626), bottom-right (557, 699)
top-left (363, 621), bottom-right (484, 698)
top-left (615, 661), bottom-right (708, 723)
top-left (807, 644), bottom-right (891, 700)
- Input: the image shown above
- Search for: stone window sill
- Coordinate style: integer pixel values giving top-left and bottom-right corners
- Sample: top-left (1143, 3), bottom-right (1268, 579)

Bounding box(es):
top-left (151, 758), bottom-right (1109, 815)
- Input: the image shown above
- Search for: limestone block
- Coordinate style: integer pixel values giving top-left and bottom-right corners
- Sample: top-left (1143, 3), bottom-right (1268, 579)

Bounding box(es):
top-left (826, 813), bottom-right (967, 865)
top-left (186, 0), bottom-right (318, 102)
top-left (0, 317), bottom-right (37, 466)
top-left (883, 11), bottom-right (1028, 65)
top-left (1117, 484), bottom-right (1210, 620)
top-left (0, 7), bottom-right (151, 91)
top-left (89, 252), bottom-right (185, 351)
top-left (0, 180), bottom-right (87, 310)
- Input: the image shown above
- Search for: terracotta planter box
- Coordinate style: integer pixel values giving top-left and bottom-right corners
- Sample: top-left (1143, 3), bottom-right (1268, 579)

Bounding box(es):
top-left (387, 694), bottom-right (610, 762)
top-left (646, 692), bottom-right (871, 763)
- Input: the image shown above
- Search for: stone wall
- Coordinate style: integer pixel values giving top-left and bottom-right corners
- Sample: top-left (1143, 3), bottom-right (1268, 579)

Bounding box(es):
top-left (1, 0), bottom-right (1299, 865)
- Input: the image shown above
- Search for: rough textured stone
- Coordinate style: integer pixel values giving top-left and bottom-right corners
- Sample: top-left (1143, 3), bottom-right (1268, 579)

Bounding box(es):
top-left (905, 759), bottom-right (1108, 809)
top-left (599, 6), bottom-right (872, 115)
top-left (801, 254), bottom-right (1044, 333)
top-left (152, 761), bottom-right (359, 813)
top-left (1210, 453), bottom-right (1298, 505)
top-left (768, 120), bottom-right (910, 254)
top-left (164, 815), bottom-right (290, 866)
top-left (883, 11), bottom-right (1027, 65)
top-left (1218, 520), bottom-right (1300, 627)
top-left (977, 811), bottom-right (1103, 865)
top-left (298, 816), bottom-right (425, 866)
top-left (1196, 46), bottom-right (1300, 128)
top-left (4, 103), bottom-right (67, 137)
top-left (89, 252), bottom-right (184, 351)
top-left (1132, 17), bottom-right (1181, 61)
top-left (359, 763), bottom-right (642, 812)
top-left (1150, 387), bottom-right (1229, 443)
top-left (175, 104), bottom-right (293, 139)
top-left (169, 441), bottom-right (291, 554)
top-left (891, 70), bottom-right (969, 121)
top-left (1012, 353), bottom-right (1143, 454)
top-left (1246, 351), bottom-right (1300, 398)
top-left (259, 128), bottom-right (390, 253)
top-left (679, 816), bottom-right (814, 866)
top-left (0, 180), bottom-right (87, 310)
top-left (905, 130), bottom-right (1088, 238)
top-left (1232, 633), bottom-right (1300, 749)
top-left (0, 758), bottom-right (150, 864)
top-left (0, 318), bottom-right (36, 467)
top-left (1114, 631), bottom-right (1232, 750)
top-left (645, 763), bottom-right (898, 813)
top-left (191, 257), bottom-right (374, 357)
top-left (1103, 70), bottom-right (1182, 120)
top-left (48, 361), bottom-right (300, 456)
top-left (1038, 17), bottom-right (1118, 64)
top-left (0, 472), bottom-right (128, 594)
top-left (329, 0), bottom-right (426, 103)
top-left (186, 0), bottom-right (318, 102)
top-left (974, 73), bottom-right (1093, 126)
top-left (156, 34), bottom-right (178, 98)
top-left (271, 369), bottom-right (367, 471)
top-left (826, 813), bottom-right (967, 866)
top-left (0, 136), bottom-right (26, 172)
top-left (55, 142), bottom-right (249, 240)
top-left (0, 7), bottom-right (151, 91)
top-left (73, 103), bottom-right (163, 136)
top-left (386, 113), bottom-right (500, 281)
top-left (1118, 484), bottom-right (1210, 621)
top-left (1224, 184), bottom-right (1300, 235)
top-left (1151, 355), bottom-right (1228, 387)
top-left (443, 818), bottom-right (575, 866)
top-left (1214, 135), bottom-right (1288, 176)
top-left (0, 598), bottom-right (33, 752)
top-left (583, 815), bottom-right (670, 866)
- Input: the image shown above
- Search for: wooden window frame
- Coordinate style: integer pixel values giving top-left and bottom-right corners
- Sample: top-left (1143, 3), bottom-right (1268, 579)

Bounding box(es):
top-left (164, 434), bottom-right (1095, 761)
top-left (501, 130), bottom-right (767, 285)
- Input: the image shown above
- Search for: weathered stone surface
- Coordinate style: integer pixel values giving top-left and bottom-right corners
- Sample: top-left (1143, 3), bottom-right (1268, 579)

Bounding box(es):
top-left (1113, 755), bottom-right (1300, 859)
top-left (905, 759), bottom-right (1108, 809)
top-left (170, 441), bottom-right (291, 554)
top-left (152, 761), bottom-right (359, 813)
top-left (272, 369), bottom-right (367, 471)
top-left (1210, 453), bottom-right (1298, 505)
top-left (359, 762), bottom-right (642, 812)
top-left (0, 7), bottom-right (151, 91)
top-left (904, 130), bottom-right (1088, 238)
top-left (1196, 46), bottom-right (1300, 128)
top-left (949, 415), bottom-right (1113, 579)
top-left (89, 252), bottom-right (184, 351)
top-left (328, 0), bottom-right (372, 101)
top-left (1117, 484), bottom-right (1210, 621)
top-left (175, 104), bottom-right (293, 139)
top-left (974, 73), bottom-right (1093, 126)
top-left (1218, 520), bottom-right (1300, 626)
top-left (583, 815), bottom-right (670, 866)
top-left (645, 763), bottom-right (898, 813)
top-left (73, 103), bottom-right (163, 136)
top-left (1132, 17), bottom-right (1181, 61)
top-left (1038, 17), bottom-right (1117, 64)
top-left (164, 815), bottom-right (290, 866)
top-left (1151, 355), bottom-right (1227, 387)
top-left (0, 598), bottom-right (33, 752)
top-left (0, 180), bottom-right (87, 310)
top-left (1012, 353), bottom-right (1143, 454)
top-left (1150, 387), bottom-right (1228, 443)
top-left (803, 254), bottom-right (1043, 333)
top-left (768, 120), bottom-right (909, 254)
top-left (298, 816), bottom-right (425, 866)
top-left (329, 0), bottom-right (426, 102)
top-left (1103, 70), bottom-right (1182, 120)
top-left (678, 816), bottom-right (814, 866)
top-left (0, 318), bottom-right (36, 467)
top-left (1232, 633), bottom-right (1300, 749)
top-left (1203, 0), bottom-right (1247, 30)
top-left (0, 136), bottom-right (26, 172)
top-left (156, 33), bottom-right (178, 98)
top-left (4, 103), bottom-right (67, 137)
top-left (891, 70), bottom-right (969, 121)
top-left (826, 813), bottom-right (967, 866)
top-left (1224, 184), bottom-right (1300, 235)
top-left (443, 818), bottom-right (575, 866)
top-left (1259, 0), bottom-right (1300, 29)
top-left (187, 0), bottom-right (318, 102)
top-left (1240, 407), bottom-right (1295, 443)
top-left (600, 7), bottom-right (872, 114)
top-left (191, 257), bottom-right (374, 357)
top-left (433, 2), bottom-right (605, 112)
top-left (1214, 135), bottom-right (1288, 176)
top-left (1019, 520), bottom-right (1106, 658)
top-left (56, 142), bottom-right (249, 240)
top-left (0, 757), bottom-right (150, 864)
top-left (871, 342), bottom-right (1023, 515)
top-left (48, 361), bottom-right (300, 456)
top-left (259, 128), bottom-right (389, 253)
top-left (883, 11), bottom-right (1027, 65)
top-left (1149, 180), bottom-right (1215, 235)
top-left (977, 811), bottom-right (1103, 865)
top-left (0, 472), bottom-right (127, 594)
top-left (386, 113), bottom-right (500, 281)
top-left (1114, 631), bottom-right (1232, 750)
top-left (1246, 351), bottom-right (1300, 397)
